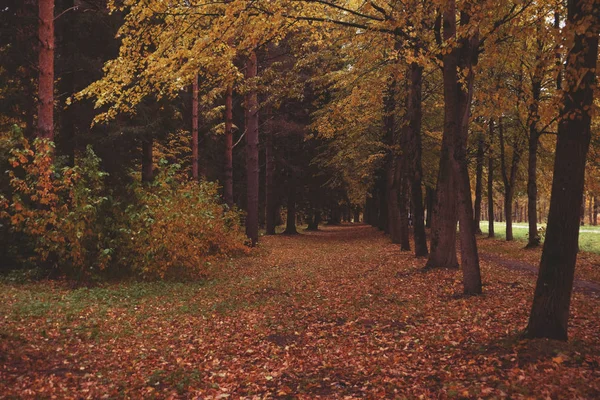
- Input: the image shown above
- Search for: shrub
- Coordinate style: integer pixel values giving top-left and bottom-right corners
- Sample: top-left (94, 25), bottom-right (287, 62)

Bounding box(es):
top-left (0, 135), bottom-right (116, 279)
top-left (0, 133), bottom-right (248, 281)
top-left (124, 162), bottom-right (249, 279)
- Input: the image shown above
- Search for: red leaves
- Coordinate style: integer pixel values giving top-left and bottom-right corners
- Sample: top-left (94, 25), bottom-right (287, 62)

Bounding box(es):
top-left (1, 224), bottom-right (600, 398)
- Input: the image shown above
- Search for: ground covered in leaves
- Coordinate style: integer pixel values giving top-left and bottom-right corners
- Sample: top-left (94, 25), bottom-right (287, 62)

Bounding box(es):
top-left (1, 225), bottom-right (600, 398)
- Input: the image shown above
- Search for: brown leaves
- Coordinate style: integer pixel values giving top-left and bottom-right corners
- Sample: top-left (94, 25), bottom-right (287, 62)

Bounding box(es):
top-left (2, 225), bottom-right (600, 398)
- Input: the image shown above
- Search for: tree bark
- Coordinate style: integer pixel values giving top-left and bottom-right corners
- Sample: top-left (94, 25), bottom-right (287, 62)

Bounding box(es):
top-left (38, 0), bottom-right (54, 141)
top-left (473, 130), bottom-right (484, 234)
top-left (192, 75), bottom-right (200, 180)
top-left (526, 0), bottom-right (599, 341)
top-left (499, 117), bottom-right (521, 241)
top-left (245, 52), bottom-right (259, 246)
top-left (451, 7), bottom-right (482, 294)
top-left (265, 113), bottom-right (276, 235)
top-left (224, 85), bottom-right (234, 207)
top-left (284, 178), bottom-right (298, 235)
top-left (307, 210), bottom-right (320, 231)
top-left (57, 0), bottom-right (75, 165)
top-left (425, 186), bottom-right (434, 228)
top-left (407, 62), bottom-right (428, 257)
top-left (398, 160), bottom-right (411, 251)
top-left (594, 197), bottom-right (598, 226)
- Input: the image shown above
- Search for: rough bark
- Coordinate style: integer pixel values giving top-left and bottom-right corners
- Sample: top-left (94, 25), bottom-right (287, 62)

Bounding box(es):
top-left (397, 159), bottom-right (411, 251)
top-left (594, 197), bottom-right (598, 226)
top-left (245, 52), bottom-right (259, 246)
top-left (451, 7), bottom-right (482, 294)
top-left (57, 0), bottom-right (75, 165)
top-left (407, 62), bottom-right (428, 257)
top-left (192, 75), bottom-right (200, 180)
top-left (265, 114), bottom-right (276, 235)
top-left (38, 0), bottom-right (54, 141)
top-left (526, 0), bottom-right (599, 341)
top-left (224, 85), bottom-right (234, 207)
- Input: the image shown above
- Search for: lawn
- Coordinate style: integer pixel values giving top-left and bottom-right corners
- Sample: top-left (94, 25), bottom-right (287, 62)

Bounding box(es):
top-left (479, 221), bottom-right (600, 254)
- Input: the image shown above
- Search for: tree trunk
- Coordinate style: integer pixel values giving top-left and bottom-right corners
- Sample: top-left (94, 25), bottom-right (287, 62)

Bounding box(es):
top-left (407, 62), bottom-right (428, 257)
top-left (499, 117), bottom-right (521, 242)
top-left (452, 7), bottom-right (482, 294)
top-left (526, 0), bottom-right (598, 341)
top-left (594, 197), bottom-right (598, 226)
top-left (142, 138), bottom-right (153, 183)
top-left (284, 178), bottom-right (298, 235)
top-left (192, 75), bottom-right (200, 180)
top-left (265, 114), bottom-right (276, 235)
top-left (307, 210), bottom-right (320, 231)
top-left (377, 174), bottom-right (388, 232)
top-left (388, 160), bottom-right (401, 243)
top-left (57, 0), bottom-right (75, 165)
top-left (488, 119), bottom-right (495, 238)
top-left (473, 130), bottom-right (484, 234)
top-left (588, 196), bottom-right (593, 226)
top-left (38, 0), bottom-right (54, 141)
top-left (353, 207), bottom-right (361, 223)
top-left (425, 186), bottom-right (434, 228)
top-left (224, 85), bottom-right (234, 207)
top-left (383, 78), bottom-right (399, 240)
top-left (398, 161), bottom-right (411, 251)
top-left (245, 52), bottom-right (259, 246)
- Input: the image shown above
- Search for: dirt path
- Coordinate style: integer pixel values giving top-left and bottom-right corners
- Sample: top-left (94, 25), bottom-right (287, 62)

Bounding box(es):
top-left (479, 252), bottom-right (600, 297)
top-left (2, 224), bottom-right (600, 398)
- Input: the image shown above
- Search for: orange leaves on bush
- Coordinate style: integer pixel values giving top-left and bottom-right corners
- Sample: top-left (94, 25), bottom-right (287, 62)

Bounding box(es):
top-left (124, 165), bottom-right (249, 280)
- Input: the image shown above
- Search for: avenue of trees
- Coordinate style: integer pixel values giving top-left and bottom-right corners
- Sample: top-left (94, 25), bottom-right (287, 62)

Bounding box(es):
top-left (0, 0), bottom-right (599, 341)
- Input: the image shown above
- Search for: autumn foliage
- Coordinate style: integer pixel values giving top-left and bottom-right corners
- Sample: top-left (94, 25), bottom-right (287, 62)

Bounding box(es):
top-left (0, 132), bottom-right (248, 280)
top-left (124, 164), bottom-right (249, 279)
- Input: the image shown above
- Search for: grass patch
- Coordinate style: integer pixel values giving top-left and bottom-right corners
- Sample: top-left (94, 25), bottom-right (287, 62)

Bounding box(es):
top-left (479, 221), bottom-right (600, 254)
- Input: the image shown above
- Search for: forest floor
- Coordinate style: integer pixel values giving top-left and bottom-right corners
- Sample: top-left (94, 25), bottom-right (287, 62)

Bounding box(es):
top-left (1, 224), bottom-right (600, 399)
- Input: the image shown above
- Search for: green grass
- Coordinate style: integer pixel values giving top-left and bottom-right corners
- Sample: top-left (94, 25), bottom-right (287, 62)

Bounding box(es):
top-left (478, 221), bottom-right (600, 254)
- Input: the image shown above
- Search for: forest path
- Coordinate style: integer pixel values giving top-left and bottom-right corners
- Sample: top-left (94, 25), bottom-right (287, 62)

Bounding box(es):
top-left (2, 224), bottom-right (600, 398)
top-left (479, 252), bottom-right (600, 297)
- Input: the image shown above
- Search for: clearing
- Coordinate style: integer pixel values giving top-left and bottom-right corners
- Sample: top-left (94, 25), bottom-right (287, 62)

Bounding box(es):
top-left (1, 225), bottom-right (600, 398)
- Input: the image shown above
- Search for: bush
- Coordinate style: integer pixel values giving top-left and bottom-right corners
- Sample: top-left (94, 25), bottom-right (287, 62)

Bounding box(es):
top-left (124, 162), bottom-right (249, 279)
top-left (0, 133), bottom-right (248, 281)
top-left (0, 135), bottom-right (116, 280)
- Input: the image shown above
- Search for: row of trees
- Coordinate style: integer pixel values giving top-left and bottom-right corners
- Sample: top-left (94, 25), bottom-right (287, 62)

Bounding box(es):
top-left (1, 0), bottom-right (598, 340)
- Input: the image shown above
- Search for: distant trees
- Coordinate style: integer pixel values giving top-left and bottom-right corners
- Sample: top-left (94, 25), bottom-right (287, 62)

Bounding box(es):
top-left (2, 0), bottom-right (600, 340)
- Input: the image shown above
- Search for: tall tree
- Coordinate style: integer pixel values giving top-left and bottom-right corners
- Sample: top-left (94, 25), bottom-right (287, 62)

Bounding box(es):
top-left (224, 85), bottom-right (234, 206)
top-left (245, 51), bottom-right (259, 246)
top-left (38, 0), bottom-right (55, 140)
top-left (487, 119), bottom-right (495, 238)
top-left (499, 117), bottom-right (524, 241)
top-left (192, 75), bottom-right (200, 180)
top-left (526, 0), bottom-right (599, 341)
top-left (473, 130), bottom-right (485, 234)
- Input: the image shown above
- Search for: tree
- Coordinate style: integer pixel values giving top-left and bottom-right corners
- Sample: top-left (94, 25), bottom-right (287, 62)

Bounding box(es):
top-left (525, 0), bottom-right (599, 341)
top-left (244, 51), bottom-right (259, 246)
top-left (38, 0), bottom-right (55, 140)
top-left (192, 75), bottom-right (200, 180)
top-left (224, 85), bottom-right (234, 207)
